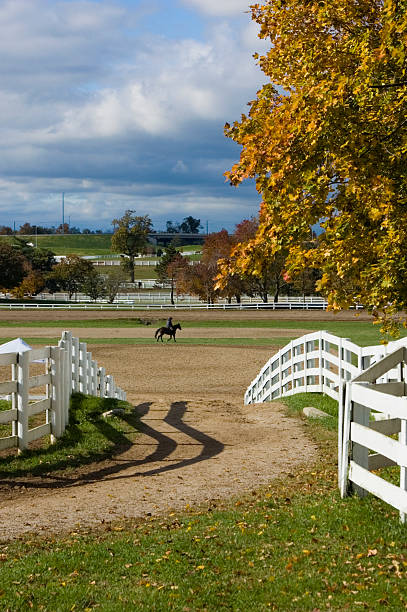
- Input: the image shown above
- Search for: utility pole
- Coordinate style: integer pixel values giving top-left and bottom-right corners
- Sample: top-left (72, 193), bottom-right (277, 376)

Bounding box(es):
top-left (62, 192), bottom-right (65, 234)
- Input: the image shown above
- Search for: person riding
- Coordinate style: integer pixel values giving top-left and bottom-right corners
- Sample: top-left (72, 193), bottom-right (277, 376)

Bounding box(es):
top-left (166, 316), bottom-right (174, 331)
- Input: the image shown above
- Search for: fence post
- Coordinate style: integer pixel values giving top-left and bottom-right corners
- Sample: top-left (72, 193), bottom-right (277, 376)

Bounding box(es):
top-left (11, 362), bottom-right (17, 437)
top-left (50, 346), bottom-right (63, 442)
top-left (17, 350), bottom-right (29, 452)
top-left (351, 401), bottom-right (370, 498)
top-left (340, 382), bottom-right (352, 497)
top-left (289, 340), bottom-right (294, 392)
top-left (58, 337), bottom-right (67, 434)
top-left (86, 352), bottom-right (92, 394)
top-left (99, 367), bottom-right (106, 397)
top-left (79, 343), bottom-right (87, 394)
top-left (338, 337), bottom-right (344, 481)
top-left (92, 360), bottom-right (98, 395)
top-left (319, 331), bottom-right (324, 392)
top-left (72, 336), bottom-right (80, 392)
top-left (400, 419), bottom-right (407, 523)
top-left (303, 339), bottom-right (307, 392)
top-left (278, 351), bottom-right (283, 397)
top-left (63, 331), bottom-right (73, 394)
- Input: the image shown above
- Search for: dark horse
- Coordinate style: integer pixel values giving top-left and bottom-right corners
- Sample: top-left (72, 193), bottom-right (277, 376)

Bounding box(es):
top-left (155, 323), bottom-right (182, 342)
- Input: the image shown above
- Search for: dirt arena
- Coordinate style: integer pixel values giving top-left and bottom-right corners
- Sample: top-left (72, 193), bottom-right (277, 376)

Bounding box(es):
top-left (0, 309), bottom-right (361, 540)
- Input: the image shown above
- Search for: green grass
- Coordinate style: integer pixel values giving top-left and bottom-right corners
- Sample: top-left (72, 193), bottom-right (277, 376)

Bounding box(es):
top-left (0, 393), bottom-right (135, 478)
top-left (283, 392), bottom-right (339, 431)
top-left (0, 234), bottom-right (114, 255)
top-left (1, 402), bottom-right (407, 610)
top-left (177, 318), bottom-right (403, 346)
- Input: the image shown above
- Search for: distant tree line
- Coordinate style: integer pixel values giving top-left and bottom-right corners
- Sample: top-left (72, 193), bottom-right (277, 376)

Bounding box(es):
top-left (0, 215), bottom-right (203, 236)
top-left (0, 209), bottom-right (321, 305)
top-left (155, 217), bottom-right (321, 305)
top-left (0, 223), bottom-right (109, 235)
top-left (0, 237), bottom-right (125, 303)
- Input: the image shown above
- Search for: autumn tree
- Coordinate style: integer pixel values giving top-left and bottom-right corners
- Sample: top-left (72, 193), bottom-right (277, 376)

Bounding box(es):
top-left (11, 271), bottom-right (46, 299)
top-left (18, 222), bottom-right (36, 235)
top-left (81, 270), bottom-right (107, 302)
top-left (200, 229), bottom-right (242, 303)
top-left (46, 255), bottom-right (94, 300)
top-left (223, 0), bottom-right (407, 332)
top-left (12, 237), bottom-right (56, 273)
top-left (111, 210), bottom-right (152, 283)
top-left (155, 244), bottom-right (188, 305)
top-left (104, 267), bottom-right (127, 304)
top-left (0, 243), bottom-right (28, 290)
top-left (178, 262), bottom-right (219, 304)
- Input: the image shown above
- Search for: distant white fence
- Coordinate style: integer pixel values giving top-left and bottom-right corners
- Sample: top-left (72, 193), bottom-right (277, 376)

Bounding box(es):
top-left (0, 331), bottom-right (126, 452)
top-left (245, 331), bottom-right (407, 521)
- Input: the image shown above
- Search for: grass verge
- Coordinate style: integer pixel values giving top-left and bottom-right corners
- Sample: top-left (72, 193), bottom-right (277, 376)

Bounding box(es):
top-left (0, 393), bottom-right (135, 478)
top-left (1, 395), bottom-right (407, 610)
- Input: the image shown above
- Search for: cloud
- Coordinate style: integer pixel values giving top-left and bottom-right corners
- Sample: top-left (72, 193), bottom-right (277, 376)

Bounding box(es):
top-left (0, 0), bottom-right (263, 231)
top-left (180, 0), bottom-right (250, 17)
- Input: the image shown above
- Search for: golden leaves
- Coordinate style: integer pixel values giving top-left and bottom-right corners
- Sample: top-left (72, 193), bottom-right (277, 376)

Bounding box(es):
top-left (222, 0), bottom-right (407, 330)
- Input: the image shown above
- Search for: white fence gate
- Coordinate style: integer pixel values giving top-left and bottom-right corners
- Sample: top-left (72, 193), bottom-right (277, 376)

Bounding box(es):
top-left (245, 331), bottom-right (407, 521)
top-left (0, 331), bottom-right (126, 452)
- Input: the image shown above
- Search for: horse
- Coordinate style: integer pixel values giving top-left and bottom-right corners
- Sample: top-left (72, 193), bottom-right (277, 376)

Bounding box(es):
top-left (154, 323), bottom-right (182, 342)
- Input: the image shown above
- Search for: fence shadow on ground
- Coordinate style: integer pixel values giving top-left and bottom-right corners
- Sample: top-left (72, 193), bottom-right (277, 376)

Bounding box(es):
top-left (0, 400), bottom-right (224, 489)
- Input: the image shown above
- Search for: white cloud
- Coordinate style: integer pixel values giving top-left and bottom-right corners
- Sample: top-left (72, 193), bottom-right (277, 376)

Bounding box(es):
top-left (0, 0), bottom-right (262, 230)
top-left (180, 0), bottom-right (250, 17)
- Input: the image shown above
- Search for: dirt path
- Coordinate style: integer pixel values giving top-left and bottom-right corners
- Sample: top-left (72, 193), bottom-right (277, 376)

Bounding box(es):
top-left (0, 397), bottom-right (317, 541)
top-left (0, 314), bottom-right (324, 541)
top-left (0, 326), bottom-right (310, 339)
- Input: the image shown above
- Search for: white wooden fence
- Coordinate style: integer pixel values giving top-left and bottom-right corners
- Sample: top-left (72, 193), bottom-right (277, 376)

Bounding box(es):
top-left (340, 348), bottom-right (407, 522)
top-left (0, 331), bottom-right (126, 452)
top-left (245, 331), bottom-right (407, 521)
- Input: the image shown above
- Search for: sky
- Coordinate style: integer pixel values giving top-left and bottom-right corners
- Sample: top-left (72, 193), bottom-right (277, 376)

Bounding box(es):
top-left (0, 0), bottom-right (269, 233)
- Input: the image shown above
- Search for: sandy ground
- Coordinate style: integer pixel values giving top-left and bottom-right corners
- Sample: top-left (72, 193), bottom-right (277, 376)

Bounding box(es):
top-left (0, 309), bottom-right (333, 541)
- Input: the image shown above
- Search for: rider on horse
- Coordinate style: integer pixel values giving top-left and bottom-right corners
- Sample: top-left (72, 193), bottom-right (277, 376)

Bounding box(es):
top-left (166, 316), bottom-right (174, 331)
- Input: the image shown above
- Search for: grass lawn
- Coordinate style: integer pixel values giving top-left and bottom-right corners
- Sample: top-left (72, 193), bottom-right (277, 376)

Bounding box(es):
top-left (1, 394), bottom-right (407, 610)
top-left (0, 393), bottom-right (133, 478)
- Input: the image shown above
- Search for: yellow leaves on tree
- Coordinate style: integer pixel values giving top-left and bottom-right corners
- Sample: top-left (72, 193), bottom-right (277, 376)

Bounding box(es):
top-left (223, 0), bottom-right (407, 333)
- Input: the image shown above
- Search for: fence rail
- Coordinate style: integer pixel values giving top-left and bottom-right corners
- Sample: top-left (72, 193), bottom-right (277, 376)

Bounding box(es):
top-left (0, 298), bottom-right (336, 312)
top-left (0, 331), bottom-right (126, 452)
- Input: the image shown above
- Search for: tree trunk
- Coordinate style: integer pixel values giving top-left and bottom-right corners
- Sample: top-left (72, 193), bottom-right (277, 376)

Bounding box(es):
top-left (170, 280), bottom-right (175, 305)
top-left (129, 255), bottom-right (135, 283)
top-left (274, 278), bottom-right (281, 303)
